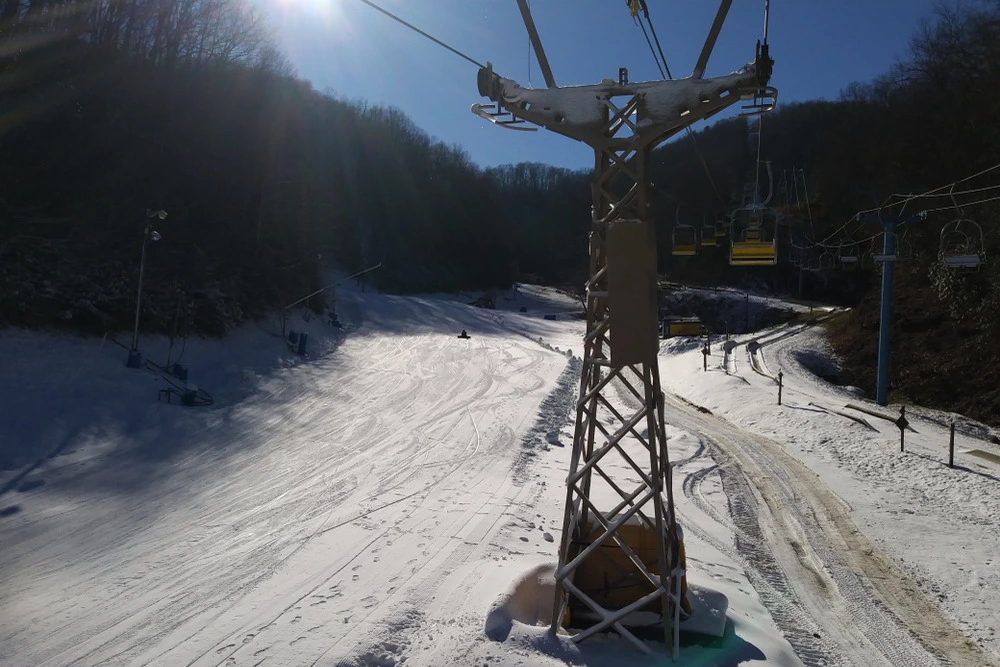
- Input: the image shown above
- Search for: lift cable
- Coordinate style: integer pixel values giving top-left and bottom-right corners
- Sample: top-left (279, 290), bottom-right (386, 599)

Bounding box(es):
top-left (688, 129), bottom-right (728, 211)
top-left (753, 1), bottom-right (773, 209)
top-left (355, 0), bottom-right (485, 69)
top-left (856, 163), bottom-right (1000, 219)
top-left (632, 0), bottom-right (674, 79)
top-left (646, 20), bottom-right (673, 80)
top-left (790, 229), bottom-right (884, 253)
top-left (802, 163), bottom-right (1000, 253)
top-left (890, 183), bottom-right (1000, 199)
top-left (907, 192), bottom-right (1000, 217)
top-left (635, 16), bottom-right (667, 79)
top-left (650, 182), bottom-right (707, 217)
top-left (863, 169), bottom-right (1000, 227)
top-left (632, 0), bottom-right (725, 210)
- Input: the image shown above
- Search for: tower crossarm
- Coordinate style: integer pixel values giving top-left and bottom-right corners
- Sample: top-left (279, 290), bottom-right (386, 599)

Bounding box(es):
top-left (477, 64), bottom-right (769, 146)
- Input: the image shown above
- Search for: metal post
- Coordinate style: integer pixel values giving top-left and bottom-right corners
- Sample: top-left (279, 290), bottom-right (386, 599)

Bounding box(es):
top-left (131, 230), bottom-right (150, 353)
top-left (128, 211), bottom-right (164, 367)
top-left (949, 421), bottom-right (955, 468)
top-left (797, 245), bottom-right (804, 298)
top-left (778, 370), bottom-right (783, 405)
top-left (745, 293), bottom-right (750, 332)
top-left (898, 405), bottom-right (906, 452)
top-left (876, 217), bottom-right (897, 406)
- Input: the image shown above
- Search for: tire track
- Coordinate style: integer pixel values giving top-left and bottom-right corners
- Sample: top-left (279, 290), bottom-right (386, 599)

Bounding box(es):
top-left (676, 443), bottom-right (842, 666)
top-left (666, 394), bottom-right (988, 667)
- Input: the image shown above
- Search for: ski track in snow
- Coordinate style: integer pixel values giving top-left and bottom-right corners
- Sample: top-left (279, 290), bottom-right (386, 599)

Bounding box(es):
top-left (658, 299), bottom-right (999, 666)
top-left (2, 284), bottom-right (998, 666)
top-left (0, 300), bottom-right (572, 667)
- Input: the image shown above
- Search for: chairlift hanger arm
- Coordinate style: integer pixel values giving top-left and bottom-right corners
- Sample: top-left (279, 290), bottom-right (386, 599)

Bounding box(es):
top-left (693, 0), bottom-right (733, 79)
top-left (515, 0), bottom-right (556, 88)
top-left (757, 0), bottom-right (773, 86)
top-left (761, 161), bottom-right (774, 206)
top-left (695, 0), bottom-right (773, 89)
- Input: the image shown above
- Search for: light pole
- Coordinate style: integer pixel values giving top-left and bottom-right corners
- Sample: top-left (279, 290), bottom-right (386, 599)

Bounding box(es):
top-left (126, 209), bottom-right (166, 368)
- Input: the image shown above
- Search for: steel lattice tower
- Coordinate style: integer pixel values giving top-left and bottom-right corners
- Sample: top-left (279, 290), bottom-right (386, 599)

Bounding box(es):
top-left (474, 0), bottom-right (775, 655)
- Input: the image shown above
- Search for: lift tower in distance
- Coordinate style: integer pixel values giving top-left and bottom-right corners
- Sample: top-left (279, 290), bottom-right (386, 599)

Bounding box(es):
top-left (475, 0), bottom-right (775, 656)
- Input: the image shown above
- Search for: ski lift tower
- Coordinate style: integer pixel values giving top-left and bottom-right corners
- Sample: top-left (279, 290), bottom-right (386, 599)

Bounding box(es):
top-left (474, 0), bottom-right (775, 655)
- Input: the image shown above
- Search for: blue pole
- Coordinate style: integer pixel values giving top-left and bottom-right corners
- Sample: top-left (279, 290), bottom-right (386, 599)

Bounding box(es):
top-left (876, 217), bottom-right (897, 406)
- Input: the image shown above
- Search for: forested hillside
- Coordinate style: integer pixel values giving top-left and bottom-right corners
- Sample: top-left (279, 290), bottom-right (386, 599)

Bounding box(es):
top-left (0, 0), bottom-right (583, 337)
top-left (3, 0), bottom-right (999, 423)
top-left (645, 2), bottom-right (1000, 424)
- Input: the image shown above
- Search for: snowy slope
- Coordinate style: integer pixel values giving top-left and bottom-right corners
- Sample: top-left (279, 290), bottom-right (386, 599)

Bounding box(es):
top-left (660, 316), bottom-right (1000, 664)
top-left (1, 289), bottom-right (563, 666)
top-left (2, 282), bottom-right (994, 666)
top-left (0, 284), bottom-right (800, 666)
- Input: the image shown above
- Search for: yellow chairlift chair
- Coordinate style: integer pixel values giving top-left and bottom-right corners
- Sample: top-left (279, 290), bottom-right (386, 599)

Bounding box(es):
top-left (672, 224), bottom-right (698, 256)
top-left (729, 206), bottom-right (777, 266)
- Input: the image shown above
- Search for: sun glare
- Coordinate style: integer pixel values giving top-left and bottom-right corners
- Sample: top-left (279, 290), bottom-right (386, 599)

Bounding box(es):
top-left (270, 0), bottom-right (346, 25)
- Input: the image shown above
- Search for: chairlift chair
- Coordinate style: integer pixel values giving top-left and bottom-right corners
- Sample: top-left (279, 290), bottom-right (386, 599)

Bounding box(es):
top-left (803, 249), bottom-right (821, 272)
top-left (728, 205), bottom-right (777, 266)
top-left (839, 253), bottom-right (860, 270)
top-left (715, 218), bottom-right (729, 239)
top-left (701, 223), bottom-right (717, 247)
top-left (672, 224), bottom-right (698, 256)
top-left (818, 250), bottom-right (836, 271)
top-left (857, 246), bottom-right (876, 270)
top-left (939, 218), bottom-right (985, 270)
top-left (870, 231), bottom-right (906, 265)
top-left (836, 240), bottom-right (860, 271)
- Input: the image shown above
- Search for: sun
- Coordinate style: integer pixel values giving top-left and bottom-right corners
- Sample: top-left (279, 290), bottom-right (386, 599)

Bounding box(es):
top-left (267, 0), bottom-right (347, 25)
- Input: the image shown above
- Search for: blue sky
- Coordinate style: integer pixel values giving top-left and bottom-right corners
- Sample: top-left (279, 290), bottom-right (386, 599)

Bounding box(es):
top-left (256, 0), bottom-right (941, 170)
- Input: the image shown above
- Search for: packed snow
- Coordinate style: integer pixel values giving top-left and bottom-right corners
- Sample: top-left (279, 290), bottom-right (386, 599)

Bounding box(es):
top-left (1, 280), bottom-right (997, 666)
top-left (658, 303), bottom-right (1000, 664)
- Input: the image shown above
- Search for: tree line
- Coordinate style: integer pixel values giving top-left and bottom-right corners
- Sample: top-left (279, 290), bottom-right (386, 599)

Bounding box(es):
top-left (644, 0), bottom-right (1000, 423)
top-left (5, 0), bottom-right (1000, 425)
top-left (0, 0), bottom-right (595, 337)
